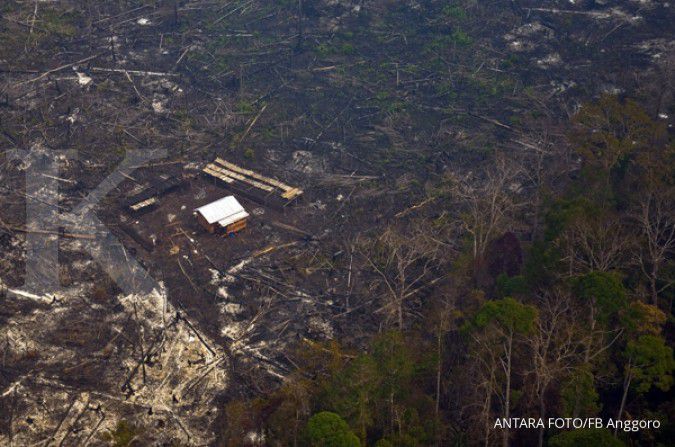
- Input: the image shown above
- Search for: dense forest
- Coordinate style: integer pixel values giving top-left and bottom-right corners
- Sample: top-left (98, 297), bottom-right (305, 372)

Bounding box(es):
top-left (0, 0), bottom-right (673, 446)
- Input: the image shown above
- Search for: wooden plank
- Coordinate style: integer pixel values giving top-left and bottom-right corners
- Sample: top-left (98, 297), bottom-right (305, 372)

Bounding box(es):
top-left (205, 158), bottom-right (304, 206)
top-left (203, 165), bottom-right (234, 183)
top-left (281, 187), bottom-right (303, 200)
top-left (208, 163), bottom-right (275, 192)
top-left (214, 157), bottom-right (296, 193)
top-left (129, 197), bottom-right (157, 211)
top-left (203, 170), bottom-right (230, 183)
top-left (213, 180), bottom-right (287, 210)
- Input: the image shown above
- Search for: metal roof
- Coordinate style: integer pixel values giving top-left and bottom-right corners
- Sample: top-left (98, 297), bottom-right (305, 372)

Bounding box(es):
top-left (217, 209), bottom-right (249, 227)
top-left (195, 196), bottom-right (249, 225)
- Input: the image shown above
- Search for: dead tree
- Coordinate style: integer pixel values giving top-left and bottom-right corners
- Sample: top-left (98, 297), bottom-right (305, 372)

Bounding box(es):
top-left (557, 215), bottom-right (634, 275)
top-left (359, 224), bottom-right (441, 330)
top-left (512, 126), bottom-right (568, 239)
top-left (526, 290), bottom-right (580, 447)
top-left (448, 154), bottom-right (525, 282)
top-left (633, 189), bottom-right (675, 306)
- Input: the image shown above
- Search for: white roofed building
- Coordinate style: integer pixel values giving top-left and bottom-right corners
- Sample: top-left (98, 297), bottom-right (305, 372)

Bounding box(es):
top-left (195, 196), bottom-right (249, 234)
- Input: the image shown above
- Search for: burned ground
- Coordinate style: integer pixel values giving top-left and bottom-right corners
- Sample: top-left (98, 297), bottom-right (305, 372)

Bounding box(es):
top-left (0, 0), bottom-right (673, 445)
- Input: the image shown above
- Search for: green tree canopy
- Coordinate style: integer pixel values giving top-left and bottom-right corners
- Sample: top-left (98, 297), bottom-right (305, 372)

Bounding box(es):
top-left (318, 331), bottom-right (433, 445)
top-left (549, 428), bottom-right (624, 447)
top-left (320, 353), bottom-right (379, 441)
top-left (621, 301), bottom-right (666, 338)
top-left (472, 296), bottom-right (537, 335)
top-left (575, 271), bottom-right (628, 324)
top-left (570, 94), bottom-right (669, 209)
top-left (305, 412), bottom-right (360, 447)
top-left (560, 366), bottom-right (601, 417)
top-left (572, 94), bottom-right (665, 176)
top-left (625, 334), bottom-right (674, 393)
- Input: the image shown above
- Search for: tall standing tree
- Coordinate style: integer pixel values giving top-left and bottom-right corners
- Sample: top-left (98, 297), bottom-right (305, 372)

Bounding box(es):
top-left (526, 290), bottom-right (581, 447)
top-left (468, 297), bottom-right (537, 447)
top-left (557, 212), bottom-right (634, 275)
top-left (633, 189), bottom-right (675, 306)
top-left (359, 224), bottom-right (441, 329)
top-left (614, 335), bottom-right (674, 434)
top-left (447, 154), bottom-right (525, 281)
top-left (614, 302), bottom-right (673, 433)
top-left (566, 271), bottom-right (628, 417)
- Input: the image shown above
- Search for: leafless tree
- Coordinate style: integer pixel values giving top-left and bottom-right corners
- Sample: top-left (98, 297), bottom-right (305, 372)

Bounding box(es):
top-left (449, 154), bottom-right (525, 263)
top-left (526, 290), bottom-right (580, 447)
top-left (557, 216), bottom-right (635, 275)
top-left (512, 123), bottom-right (574, 239)
top-left (633, 190), bottom-right (675, 306)
top-left (359, 223), bottom-right (441, 329)
top-left (469, 313), bottom-right (526, 447)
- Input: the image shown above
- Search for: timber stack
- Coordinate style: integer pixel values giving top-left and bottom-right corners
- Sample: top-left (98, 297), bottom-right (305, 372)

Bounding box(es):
top-left (202, 157), bottom-right (303, 209)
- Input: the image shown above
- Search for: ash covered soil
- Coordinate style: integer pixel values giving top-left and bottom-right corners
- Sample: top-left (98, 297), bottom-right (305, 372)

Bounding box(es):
top-left (0, 0), bottom-right (673, 445)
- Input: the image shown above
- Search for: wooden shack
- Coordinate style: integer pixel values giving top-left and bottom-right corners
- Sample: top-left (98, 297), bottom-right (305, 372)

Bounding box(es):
top-left (195, 196), bottom-right (249, 235)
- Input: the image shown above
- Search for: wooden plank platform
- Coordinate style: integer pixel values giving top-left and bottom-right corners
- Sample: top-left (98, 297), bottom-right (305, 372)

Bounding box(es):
top-left (201, 158), bottom-right (304, 205)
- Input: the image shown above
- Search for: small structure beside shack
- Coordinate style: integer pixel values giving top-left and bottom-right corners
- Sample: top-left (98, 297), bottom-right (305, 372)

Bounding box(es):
top-left (195, 195), bottom-right (249, 235)
top-left (124, 176), bottom-right (184, 214)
